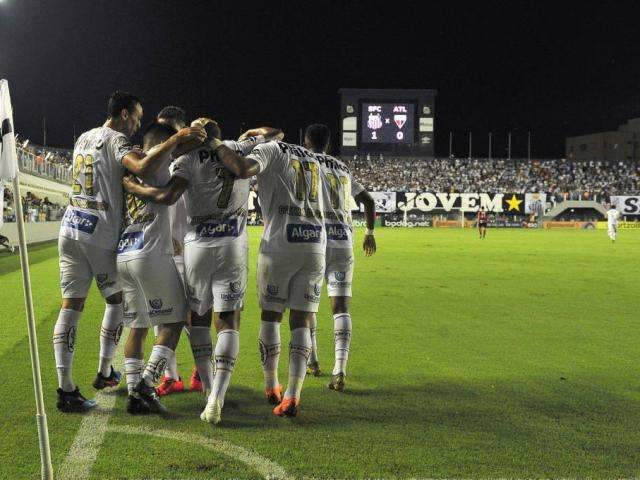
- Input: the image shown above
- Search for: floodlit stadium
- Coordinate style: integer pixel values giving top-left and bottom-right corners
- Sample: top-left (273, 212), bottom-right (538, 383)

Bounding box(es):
top-left (1, 3), bottom-right (640, 480)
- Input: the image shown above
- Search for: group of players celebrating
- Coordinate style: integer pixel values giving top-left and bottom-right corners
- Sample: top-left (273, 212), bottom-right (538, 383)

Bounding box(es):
top-left (52, 91), bottom-right (377, 423)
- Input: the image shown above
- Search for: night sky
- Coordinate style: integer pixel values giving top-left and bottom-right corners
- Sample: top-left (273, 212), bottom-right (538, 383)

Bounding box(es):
top-left (1, 0), bottom-right (639, 158)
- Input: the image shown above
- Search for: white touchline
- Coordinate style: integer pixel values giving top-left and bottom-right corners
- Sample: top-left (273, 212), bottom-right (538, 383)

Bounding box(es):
top-left (105, 424), bottom-right (292, 480)
top-left (57, 342), bottom-right (124, 480)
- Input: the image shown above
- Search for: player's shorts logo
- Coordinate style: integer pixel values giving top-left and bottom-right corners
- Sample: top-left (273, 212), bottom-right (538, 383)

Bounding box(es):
top-left (267, 284), bottom-right (279, 296)
top-left (335, 271), bottom-right (346, 281)
top-left (149, 298), bottom-right (163, 310)
top-left (230, 281), bottom-right (242, 294)
top-left (305, 284), bottom-right (321, 303)
top-left (67, 326), bottom-right (76, 353)
top-left (117, 231), bottom-right (144, 254)
top-left (62, 209), bottom-right (98, 234)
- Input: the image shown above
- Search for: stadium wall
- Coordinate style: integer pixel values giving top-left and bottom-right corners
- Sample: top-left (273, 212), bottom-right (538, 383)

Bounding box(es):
top-left (1, 221), bottom-right (61, 245)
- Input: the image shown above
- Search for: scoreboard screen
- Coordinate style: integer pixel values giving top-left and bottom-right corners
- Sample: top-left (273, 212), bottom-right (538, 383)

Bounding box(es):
top-left (361, 102), bottom-right (415, 144)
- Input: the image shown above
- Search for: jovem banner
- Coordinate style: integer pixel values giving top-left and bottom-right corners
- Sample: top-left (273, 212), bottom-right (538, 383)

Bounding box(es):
top-left (248, 190), bottom-right (539, 215)
top-left (396, 192), bottom-right (529, 215)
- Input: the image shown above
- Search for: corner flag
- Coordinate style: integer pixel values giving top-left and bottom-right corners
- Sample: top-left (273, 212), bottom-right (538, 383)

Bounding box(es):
top-left (0, 80), bottom-right (19, 228)
top-left (0, 79), bottom-right (54, 480)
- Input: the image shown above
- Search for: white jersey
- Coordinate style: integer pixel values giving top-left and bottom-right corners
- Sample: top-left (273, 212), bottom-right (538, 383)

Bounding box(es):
top-left (246, 141), bottom-right (327, 254)
top-left (170, 137), bottom-right (264, 247)
top-left (607, 209), bottom-right (620, 227)
top-left (59, 126), bottom-right (134, 251)
top-left (316, 153), bottom-right (364, 249)
top-left (116, 146), bottom-right (173, 260)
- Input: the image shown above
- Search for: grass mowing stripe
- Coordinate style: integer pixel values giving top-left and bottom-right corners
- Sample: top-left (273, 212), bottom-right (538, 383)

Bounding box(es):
top-left (0, 241), bottom-right (58, 276)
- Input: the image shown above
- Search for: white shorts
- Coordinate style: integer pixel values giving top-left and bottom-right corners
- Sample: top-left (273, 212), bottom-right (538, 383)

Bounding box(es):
top-left (183, 241), bottom-right (248, 315)
top-left (59, 235), bottom-right (120, 298)
top-left (257, 251), bottom-right (325, 313)
top-left (325, 247), bottom-right (354, 297)
top-left (117, 254), bottom-right (187, 329)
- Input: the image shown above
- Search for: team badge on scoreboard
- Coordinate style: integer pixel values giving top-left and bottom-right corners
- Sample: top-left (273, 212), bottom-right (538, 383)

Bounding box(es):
top-left (394, 114), bottom-right (407, 129)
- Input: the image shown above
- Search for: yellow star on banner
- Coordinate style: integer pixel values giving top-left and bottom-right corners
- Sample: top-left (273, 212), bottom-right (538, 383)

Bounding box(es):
top-left (505, 194), bottom-right (523, 212)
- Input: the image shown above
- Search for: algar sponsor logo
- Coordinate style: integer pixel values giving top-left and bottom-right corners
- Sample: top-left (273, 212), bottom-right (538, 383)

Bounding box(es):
top-left (286, 224), bottom-right (323, 243)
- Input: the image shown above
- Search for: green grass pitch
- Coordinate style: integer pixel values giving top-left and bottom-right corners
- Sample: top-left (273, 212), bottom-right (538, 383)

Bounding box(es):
top-left (1, 227), bottom-right (639, 478)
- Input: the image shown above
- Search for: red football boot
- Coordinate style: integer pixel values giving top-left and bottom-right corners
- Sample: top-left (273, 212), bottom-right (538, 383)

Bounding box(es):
top-left (189, 367), bottom-right (203, 392)
top-left (273, 397), bottom-right (299, 417)
top-left (156, 376), bottom-right (185, 396)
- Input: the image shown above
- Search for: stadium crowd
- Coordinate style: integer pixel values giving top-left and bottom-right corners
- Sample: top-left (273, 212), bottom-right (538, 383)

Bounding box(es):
top-left (349, 156), bottom-right (640, 200)
top-left (2, 187), bottom-right (63, 223)
top-left (7, 136), bottom-right (640, 204)
top-left (17, 138), bottom-right (72, 183)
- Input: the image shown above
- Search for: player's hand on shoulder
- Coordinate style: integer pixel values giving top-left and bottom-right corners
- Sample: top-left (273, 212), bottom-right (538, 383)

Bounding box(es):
top-left (122, 173), bottom-right (139, 190)
top-left (175, 126), bottom-right (206, 144)
top-left (363, 233), bottom-right (376, 257)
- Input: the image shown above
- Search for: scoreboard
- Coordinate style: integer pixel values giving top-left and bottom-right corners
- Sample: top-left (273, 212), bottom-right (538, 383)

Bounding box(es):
top-left (338, 88), bottom-right (436, 157)
top-left (361, 102), bottom-right (415, 144)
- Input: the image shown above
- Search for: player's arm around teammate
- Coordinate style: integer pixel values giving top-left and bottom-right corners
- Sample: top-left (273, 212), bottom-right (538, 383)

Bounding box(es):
top-left (216, 137), bottom-right (328, 417)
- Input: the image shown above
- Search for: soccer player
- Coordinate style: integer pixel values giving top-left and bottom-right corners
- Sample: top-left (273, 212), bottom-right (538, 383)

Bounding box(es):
top-left (54, 91), bottom-right (204, 412)
top-left (477, 206), bottom-right (488, 239)
top-left (215, 136), bottom-right (327, 418)
top-left (606, 204), bottom-right (621, 242)
top-left (118, 121), bottom-right (203, 414)
top-left (303, 124), bottom-right (376, 391)
top-left (121, 118), bottom-right (282, 423)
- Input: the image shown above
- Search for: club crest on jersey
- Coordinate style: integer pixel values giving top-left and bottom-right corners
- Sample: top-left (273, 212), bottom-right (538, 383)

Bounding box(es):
top-left (230, 281), bottom-right (242, 294)
top-left (117, 231), bottom-right (144, 254)
top-left (335, 271), bottom-right (346, 281)
top-left (286, 224), bottom-right (323, 243)
top-left (62, 209), bottom-right (98, 234)
top-left (327, 224), bottom-right (349, 240)
top-left (196, 218), bottom-right (238, 238)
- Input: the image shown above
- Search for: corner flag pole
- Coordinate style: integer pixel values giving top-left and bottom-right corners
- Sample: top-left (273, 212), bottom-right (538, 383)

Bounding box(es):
top-left (1, 80), bottom-right (54, 480)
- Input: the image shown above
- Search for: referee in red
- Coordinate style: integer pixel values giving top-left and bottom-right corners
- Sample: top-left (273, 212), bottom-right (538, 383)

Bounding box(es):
top-left (477, 207), bottom-right (488, 239)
